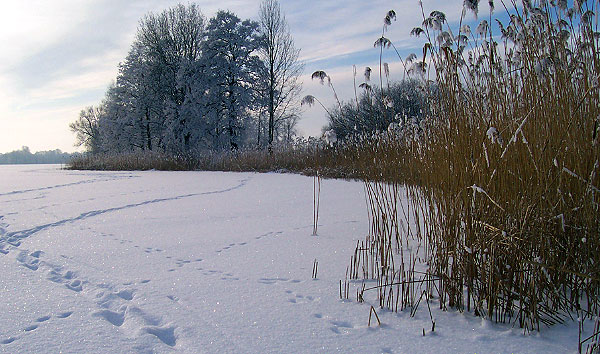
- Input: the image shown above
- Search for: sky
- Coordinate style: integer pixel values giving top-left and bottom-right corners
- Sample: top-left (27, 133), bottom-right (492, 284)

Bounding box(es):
top-left (0, 0), bottom-right (469, 153)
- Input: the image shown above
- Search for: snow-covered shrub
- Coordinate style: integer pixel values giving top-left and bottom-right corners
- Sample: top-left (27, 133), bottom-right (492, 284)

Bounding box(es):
top-left (323, 129), bottom-right (337, 147)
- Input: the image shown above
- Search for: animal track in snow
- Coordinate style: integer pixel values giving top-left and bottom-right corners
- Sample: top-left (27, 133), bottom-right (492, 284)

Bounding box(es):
top-left (307, 310), bottom-right (357, 336)
top-left (93, 308), bottom-right (126, 327)
top-left (0, 176), bottom-right (137, 199)
top-left (220, 272), bottom-right (239, 281)
top-left (143, 325), bottom-right (177, 347)
top-left (92, 305), bottom-right (178, 347)
top-left (57, 311), bottom-right (73, 318)
top-left (14, 250), bottom-right (87, 295)
top-left (287, 293), bottom-right (315, 304)
top-left (66, 279), bottom-right (83, 292)
top-left (0, 311), bottom-right (73, 346)
top-left (258, 277), bottom-right (301, 285)
top-left (282, 286), bottom-right (315, 305)
top-left (46, 267), bottom-right (85, 292)
top-left (116, 289), bottom-right (135, 301)
top-left (144, 247), bottom-right (163, 254)
top-left (16, 250), bottom-right (43, 271)
top-left (160, 256), bottom-right (202, 272)
top-left (198, 268), bottom-right (240, 281)
top-left (118, 235), bottom-right (201, 274)
top-left (24, 325), bottom-right (38, 332)
top-left (24, 251), bottom-right (175, 347)
top-left (215, 231), bottom-right (283, 254)
top-left (254, 231), bottom-right (284, 241)
top-left (91, 286), bottom-right (178, 347)
top-left (329, 320), bottom-right (355, 334)
top-left (0, 178), bottom-right (249, 251)
top-left (95, 288), bottom-right (136, 309)
top-left (0, 229), bottom-right (177, 348)
top-left (175, 259), bottom-right (191, 267)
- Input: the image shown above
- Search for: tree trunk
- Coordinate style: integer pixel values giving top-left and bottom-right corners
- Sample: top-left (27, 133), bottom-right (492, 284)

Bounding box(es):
top-left (145, 110), bottom-right (153, 151)
top-left (268, 59), bottom-right (275, 146)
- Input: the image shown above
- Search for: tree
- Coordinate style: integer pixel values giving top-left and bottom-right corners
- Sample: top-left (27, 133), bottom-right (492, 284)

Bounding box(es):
top-left (83, 4), bottom-right (206, 154)
top-left (325, 79), bottom-right (427, 140)
top-left (202, 11), bottom-right (261, 150)
top-left (71, 5), bottom-right (275, 154)
top-left (110, 43), bottom-right (163, 152)
top-left (96, 82), bottom-right (146, 153)
top-left (70, 106), bottom-right (102, 152)
top-left (258, 0), bottom-right (303, 147)
top-left (134, 3), bottom-right (206, 152)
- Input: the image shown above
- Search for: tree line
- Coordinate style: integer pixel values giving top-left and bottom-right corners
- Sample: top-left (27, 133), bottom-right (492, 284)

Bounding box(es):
top-left (71, 1), bottom-right (303, 154)
top-left (0, 146), bottom-right (73, 165)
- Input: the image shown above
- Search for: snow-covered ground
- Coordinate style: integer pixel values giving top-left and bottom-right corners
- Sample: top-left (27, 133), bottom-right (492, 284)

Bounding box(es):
top-left (0, 165), bottom-right (587, 353)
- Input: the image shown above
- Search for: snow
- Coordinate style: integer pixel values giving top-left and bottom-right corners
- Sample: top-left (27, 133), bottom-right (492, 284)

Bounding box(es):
top-left (0, 165), bottom-right (588, 353)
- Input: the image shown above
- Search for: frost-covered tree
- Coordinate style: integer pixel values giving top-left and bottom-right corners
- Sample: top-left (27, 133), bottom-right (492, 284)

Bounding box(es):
top-left (325, 79), bottom-right (427, 140)
top-left (132, 3), bottom-right (206, 152)
top-left (93, 4), bottom-right (206, 154)
top-left (72, 4), bottom-right (279, 154)
top-left (111, 43), bottom-right (166, 152)
top-left (202, 11), bottom-right (261, 150)
top-left (257, 0), bottom-right (303, 147)
top-left (97, 83), bottom-right (144, 153)
top-left (70, 106), bottom-right (102, 153)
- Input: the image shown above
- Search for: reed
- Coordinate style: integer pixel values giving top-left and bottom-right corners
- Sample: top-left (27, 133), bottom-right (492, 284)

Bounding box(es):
top-left (312, 172), bottom-right (322, 236)
top-left (347, 0), bottom-right (600, 333)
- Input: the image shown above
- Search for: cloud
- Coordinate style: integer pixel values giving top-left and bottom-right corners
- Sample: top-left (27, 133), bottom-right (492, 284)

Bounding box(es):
top-left (285, 0), bottom-right (463, 64)
top-left (0, 0), bottom-right (171, 153)
top-left (0, 2), bottom-right (89, 68)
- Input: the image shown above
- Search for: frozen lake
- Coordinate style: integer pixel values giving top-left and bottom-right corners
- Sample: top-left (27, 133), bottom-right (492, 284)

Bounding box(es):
top-left (0, 165), bottom-right (583, 353)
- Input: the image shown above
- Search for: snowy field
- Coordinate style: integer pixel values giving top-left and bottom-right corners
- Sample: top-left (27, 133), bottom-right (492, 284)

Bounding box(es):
top-left (0, 165), bottom-right (585, 353)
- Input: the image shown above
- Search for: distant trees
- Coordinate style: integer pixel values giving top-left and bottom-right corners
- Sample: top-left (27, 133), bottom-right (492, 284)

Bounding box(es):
top-left (0, 147), bottom-right (72, 165)
top-left (71, 3), bottom-right (303, 155)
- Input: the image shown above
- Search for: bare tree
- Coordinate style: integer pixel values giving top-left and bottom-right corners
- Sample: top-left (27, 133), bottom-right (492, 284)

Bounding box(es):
top-left (258, 0), bottom-right (303, 147)
top-left (70, 106), bottom-right (102, 152)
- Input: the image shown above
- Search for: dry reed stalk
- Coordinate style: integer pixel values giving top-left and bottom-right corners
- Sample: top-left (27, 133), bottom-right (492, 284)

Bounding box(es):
top-left (313, 171), bottom-right (321, 236)
top-left (368, 305), bottom-right (381, 327)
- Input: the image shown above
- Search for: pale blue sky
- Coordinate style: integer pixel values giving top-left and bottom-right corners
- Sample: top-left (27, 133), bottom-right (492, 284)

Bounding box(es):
top-left (0, 0), bottom-right (469, 153)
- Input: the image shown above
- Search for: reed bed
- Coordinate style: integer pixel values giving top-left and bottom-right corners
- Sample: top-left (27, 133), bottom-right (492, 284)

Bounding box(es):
top-left (67, 135), bottom-right (412, 180)
top-left (349, 0), bottom-right (600, 335)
